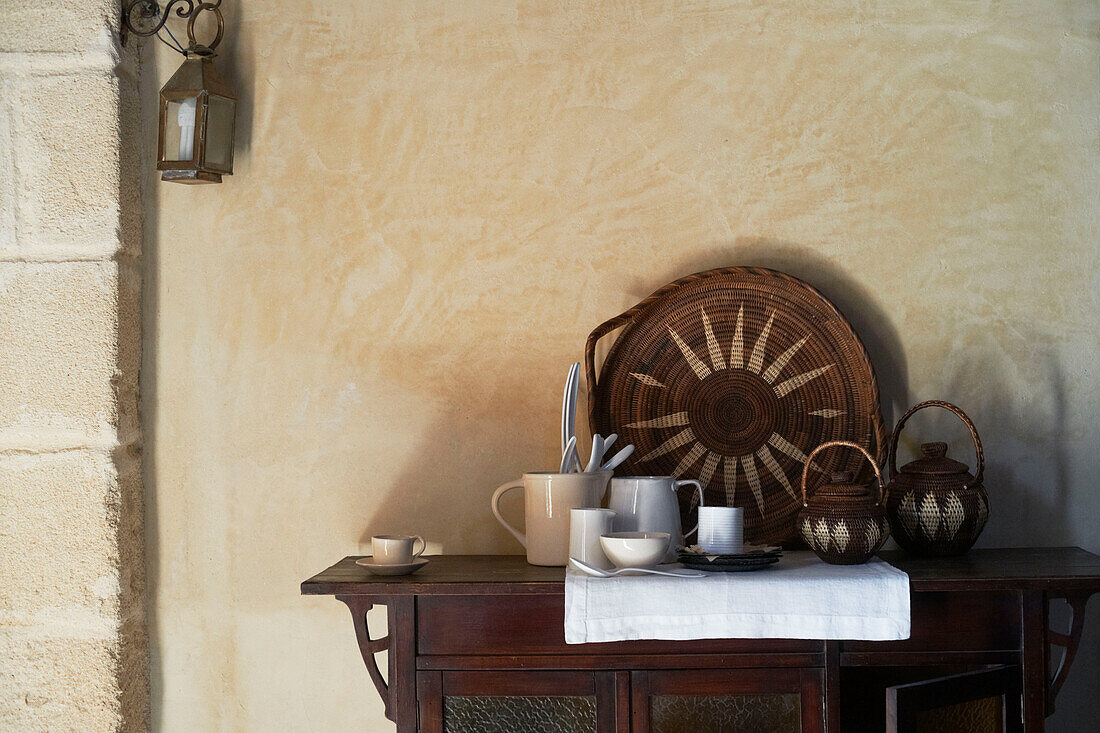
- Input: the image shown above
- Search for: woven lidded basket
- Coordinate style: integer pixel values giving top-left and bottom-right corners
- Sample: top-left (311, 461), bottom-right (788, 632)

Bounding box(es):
top-left (586, 267), bottom-right (886, 545)
top-left (885, 400), bottom-right (988, 556)
top-left (798, 441), bottom-right (891, 565)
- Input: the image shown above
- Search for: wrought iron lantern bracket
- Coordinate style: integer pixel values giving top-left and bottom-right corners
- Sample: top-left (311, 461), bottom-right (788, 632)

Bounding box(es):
top-left (120, 0), bottom-right (223, 51)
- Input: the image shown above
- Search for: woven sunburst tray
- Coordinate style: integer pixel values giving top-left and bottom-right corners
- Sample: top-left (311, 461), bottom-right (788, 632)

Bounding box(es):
top-left (586, 267), bottom-right (887, 545)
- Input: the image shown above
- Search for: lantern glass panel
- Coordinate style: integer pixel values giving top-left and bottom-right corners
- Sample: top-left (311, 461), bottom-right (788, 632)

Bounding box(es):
top-left (164, 96), bottom-right (200, 162)
top-left (204, 95), bottom-right (236, 170)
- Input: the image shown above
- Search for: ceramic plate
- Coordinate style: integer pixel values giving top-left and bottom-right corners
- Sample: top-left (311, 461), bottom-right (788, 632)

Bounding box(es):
top-left (355, 557), bottom-right (430, 576)
top-left (680, 555), bottom-right (780, 572)
top-left (678, 551), bottom-right (782, 565)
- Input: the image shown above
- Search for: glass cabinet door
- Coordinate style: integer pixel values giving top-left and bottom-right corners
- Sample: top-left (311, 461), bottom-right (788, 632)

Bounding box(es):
top-left (418, 670), bottom-right (623, 733)
top-left (444, 695), bottom-right (596, 732)
top-left (886, 665), bottom-right (1022, 733)
top-left (632, 669), bottom-right (824, 733)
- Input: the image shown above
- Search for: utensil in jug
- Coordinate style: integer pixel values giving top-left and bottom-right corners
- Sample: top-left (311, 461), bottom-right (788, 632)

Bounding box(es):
top-left (560, 362), bottom-right (580, 458)
top-left (600, 444), bottom-right (635, 472)
top-left (560, 435), bottom-right (578, 473)
top-left (584, 434), bottom-right (605, 472)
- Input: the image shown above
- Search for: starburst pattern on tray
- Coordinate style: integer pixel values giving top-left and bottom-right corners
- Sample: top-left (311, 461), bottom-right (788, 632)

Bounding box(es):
top-left (627, 306), bottom-right (844, 515)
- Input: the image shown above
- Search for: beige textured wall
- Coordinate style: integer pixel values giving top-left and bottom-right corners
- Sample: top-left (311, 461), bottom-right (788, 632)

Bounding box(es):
top-left (145, 1), bottom-right (1099, 730)
top-left (0, 2), bottom-right (146, 731)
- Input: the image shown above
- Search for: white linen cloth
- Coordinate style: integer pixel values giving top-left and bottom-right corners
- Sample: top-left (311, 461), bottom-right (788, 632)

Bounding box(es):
top-left (564, 551), bottom-right (909, 644)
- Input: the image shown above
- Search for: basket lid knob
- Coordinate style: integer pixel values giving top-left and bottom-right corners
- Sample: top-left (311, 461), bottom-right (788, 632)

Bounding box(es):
top-left (900, 441), bottom-right (973, 477)
top-left (921, 442), bottom-right (948, 458)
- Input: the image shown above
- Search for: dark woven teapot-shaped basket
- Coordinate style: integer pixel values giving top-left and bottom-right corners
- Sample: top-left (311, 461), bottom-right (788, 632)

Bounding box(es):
top-left (798, 441), bottom-right (890, 565)
top-left (886, 401), bottom-right (988, 556)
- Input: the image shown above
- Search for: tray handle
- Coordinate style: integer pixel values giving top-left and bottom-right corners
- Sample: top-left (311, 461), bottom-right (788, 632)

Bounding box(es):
top-left (888, 400), bottom-right (984, 488)
top-left (801, 440), bottom-right (886, 508)
top-left (585, 311), bottom-right (630, 428)
top-left (584, 281), bottom-right (687, 427)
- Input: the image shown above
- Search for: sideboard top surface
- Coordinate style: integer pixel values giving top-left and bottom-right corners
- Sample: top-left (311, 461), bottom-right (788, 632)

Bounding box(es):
top-left (301, 547), bottom-right (1100, 597)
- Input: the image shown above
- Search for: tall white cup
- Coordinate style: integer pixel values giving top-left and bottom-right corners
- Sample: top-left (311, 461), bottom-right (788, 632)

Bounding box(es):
top-left (697, 507), bottom-right (744, 554)
top-left (569, 508), bottom-right (616, 570)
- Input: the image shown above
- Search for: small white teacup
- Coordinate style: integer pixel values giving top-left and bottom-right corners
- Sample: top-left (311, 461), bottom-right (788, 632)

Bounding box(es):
top-left (371, 534), bottom-right (426, 564)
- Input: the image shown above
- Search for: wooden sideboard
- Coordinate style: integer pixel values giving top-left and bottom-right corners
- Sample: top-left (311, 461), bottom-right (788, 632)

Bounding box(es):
top-left (301, 548), bottom-right (1100, 732)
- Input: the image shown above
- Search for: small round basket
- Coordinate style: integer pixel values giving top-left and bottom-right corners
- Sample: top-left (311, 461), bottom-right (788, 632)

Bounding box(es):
top-left (798, 441), bottom-right (890, 565)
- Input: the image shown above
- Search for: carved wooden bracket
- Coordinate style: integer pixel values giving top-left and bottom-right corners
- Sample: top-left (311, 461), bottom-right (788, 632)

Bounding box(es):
top-left (1046, 591), bottom-right (1094, 716)
top-left (337, 595), bottom-right (394, 721)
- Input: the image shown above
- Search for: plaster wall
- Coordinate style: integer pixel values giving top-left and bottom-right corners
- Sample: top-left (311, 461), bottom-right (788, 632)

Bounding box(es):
top-left (0, 2), bottom-right (146, 730)
top-left (145, 1), bottom-right (1099, 730)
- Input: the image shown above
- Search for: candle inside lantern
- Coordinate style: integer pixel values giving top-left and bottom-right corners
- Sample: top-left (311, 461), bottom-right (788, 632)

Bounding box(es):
top-left (177, 97), bottom-right (197, 160)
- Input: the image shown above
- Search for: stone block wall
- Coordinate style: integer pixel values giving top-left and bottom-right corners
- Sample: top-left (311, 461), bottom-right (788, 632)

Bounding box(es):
top-left (0, 2), bottom-right (145, 731)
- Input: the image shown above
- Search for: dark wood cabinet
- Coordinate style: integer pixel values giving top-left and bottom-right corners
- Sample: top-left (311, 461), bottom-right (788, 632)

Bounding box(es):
top-left (302, 549), bottom-right (1100, 732)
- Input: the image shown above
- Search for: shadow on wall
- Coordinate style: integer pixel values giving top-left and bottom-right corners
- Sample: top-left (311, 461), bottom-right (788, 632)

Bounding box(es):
top-left (930, 346), bottom-right (1071, 548)
top-left (632, 237), bottom-right (914, 425)
top-left (360, 236), bottom-right (1077, 558)
top-left (361, 239), bottom-right (915, 551)
top-left (140, 36), bottom-right (164, 733)
top-left (360, 405), bottom-right (566, 555)
top-left (211, 1), bottom-right (253, 159)
top-left (141, 4), bottom-right (256, 729)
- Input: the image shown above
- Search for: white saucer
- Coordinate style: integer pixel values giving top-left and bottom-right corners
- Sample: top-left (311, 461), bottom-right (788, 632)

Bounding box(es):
top-left (355, 557), bottom-right (429, 576)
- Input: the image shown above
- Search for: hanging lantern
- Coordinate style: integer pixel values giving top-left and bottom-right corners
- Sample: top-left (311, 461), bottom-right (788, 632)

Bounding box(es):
top-left (154, 2), bottom-right (237, 183)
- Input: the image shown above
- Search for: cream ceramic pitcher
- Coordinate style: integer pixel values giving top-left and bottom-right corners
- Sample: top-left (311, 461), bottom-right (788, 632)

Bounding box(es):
top-left (491, 471), bottom-right (611, 566)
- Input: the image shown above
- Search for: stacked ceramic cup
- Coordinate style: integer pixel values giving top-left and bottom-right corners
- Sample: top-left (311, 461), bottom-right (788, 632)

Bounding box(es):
top-left (696, 507), bottom-right (744, 554)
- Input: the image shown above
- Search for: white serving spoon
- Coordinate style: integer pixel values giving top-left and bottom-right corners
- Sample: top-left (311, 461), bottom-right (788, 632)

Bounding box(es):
top-left (584, 434), bottom-right (605, 473)
top-left (560, 362), bottom-right (580, 456)
top-left (599, 444), bottom-right (635, 472)
top-left (569, 557), bottom-right (706, 578)
top-left (560, 435), bottom-right (578, 473)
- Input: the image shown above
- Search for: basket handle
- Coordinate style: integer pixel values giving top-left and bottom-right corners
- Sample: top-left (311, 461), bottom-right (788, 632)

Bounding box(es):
top-left (888, 400), bottom-right (984, 488)
top-left (800, 440), bottom-right (885, 508)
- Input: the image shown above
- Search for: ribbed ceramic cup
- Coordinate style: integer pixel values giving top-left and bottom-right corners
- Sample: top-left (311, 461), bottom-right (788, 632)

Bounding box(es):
top-left (697, 507), bottom-right (744, 554)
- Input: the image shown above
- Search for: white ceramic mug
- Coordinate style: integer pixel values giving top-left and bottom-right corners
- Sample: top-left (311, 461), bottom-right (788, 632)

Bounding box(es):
top-left (696, 506), bottom-right (744, 554)
top-left (569, 508), bottom-right (616, 570)
top-left (371, 534), bottom-right (426, 564)
top-left (491, 471), bottom-right (612, 566)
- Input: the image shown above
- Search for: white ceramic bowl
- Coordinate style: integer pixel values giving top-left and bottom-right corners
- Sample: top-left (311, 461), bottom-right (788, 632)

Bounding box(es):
top-left (599, 532), bottom-right (671, 569)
